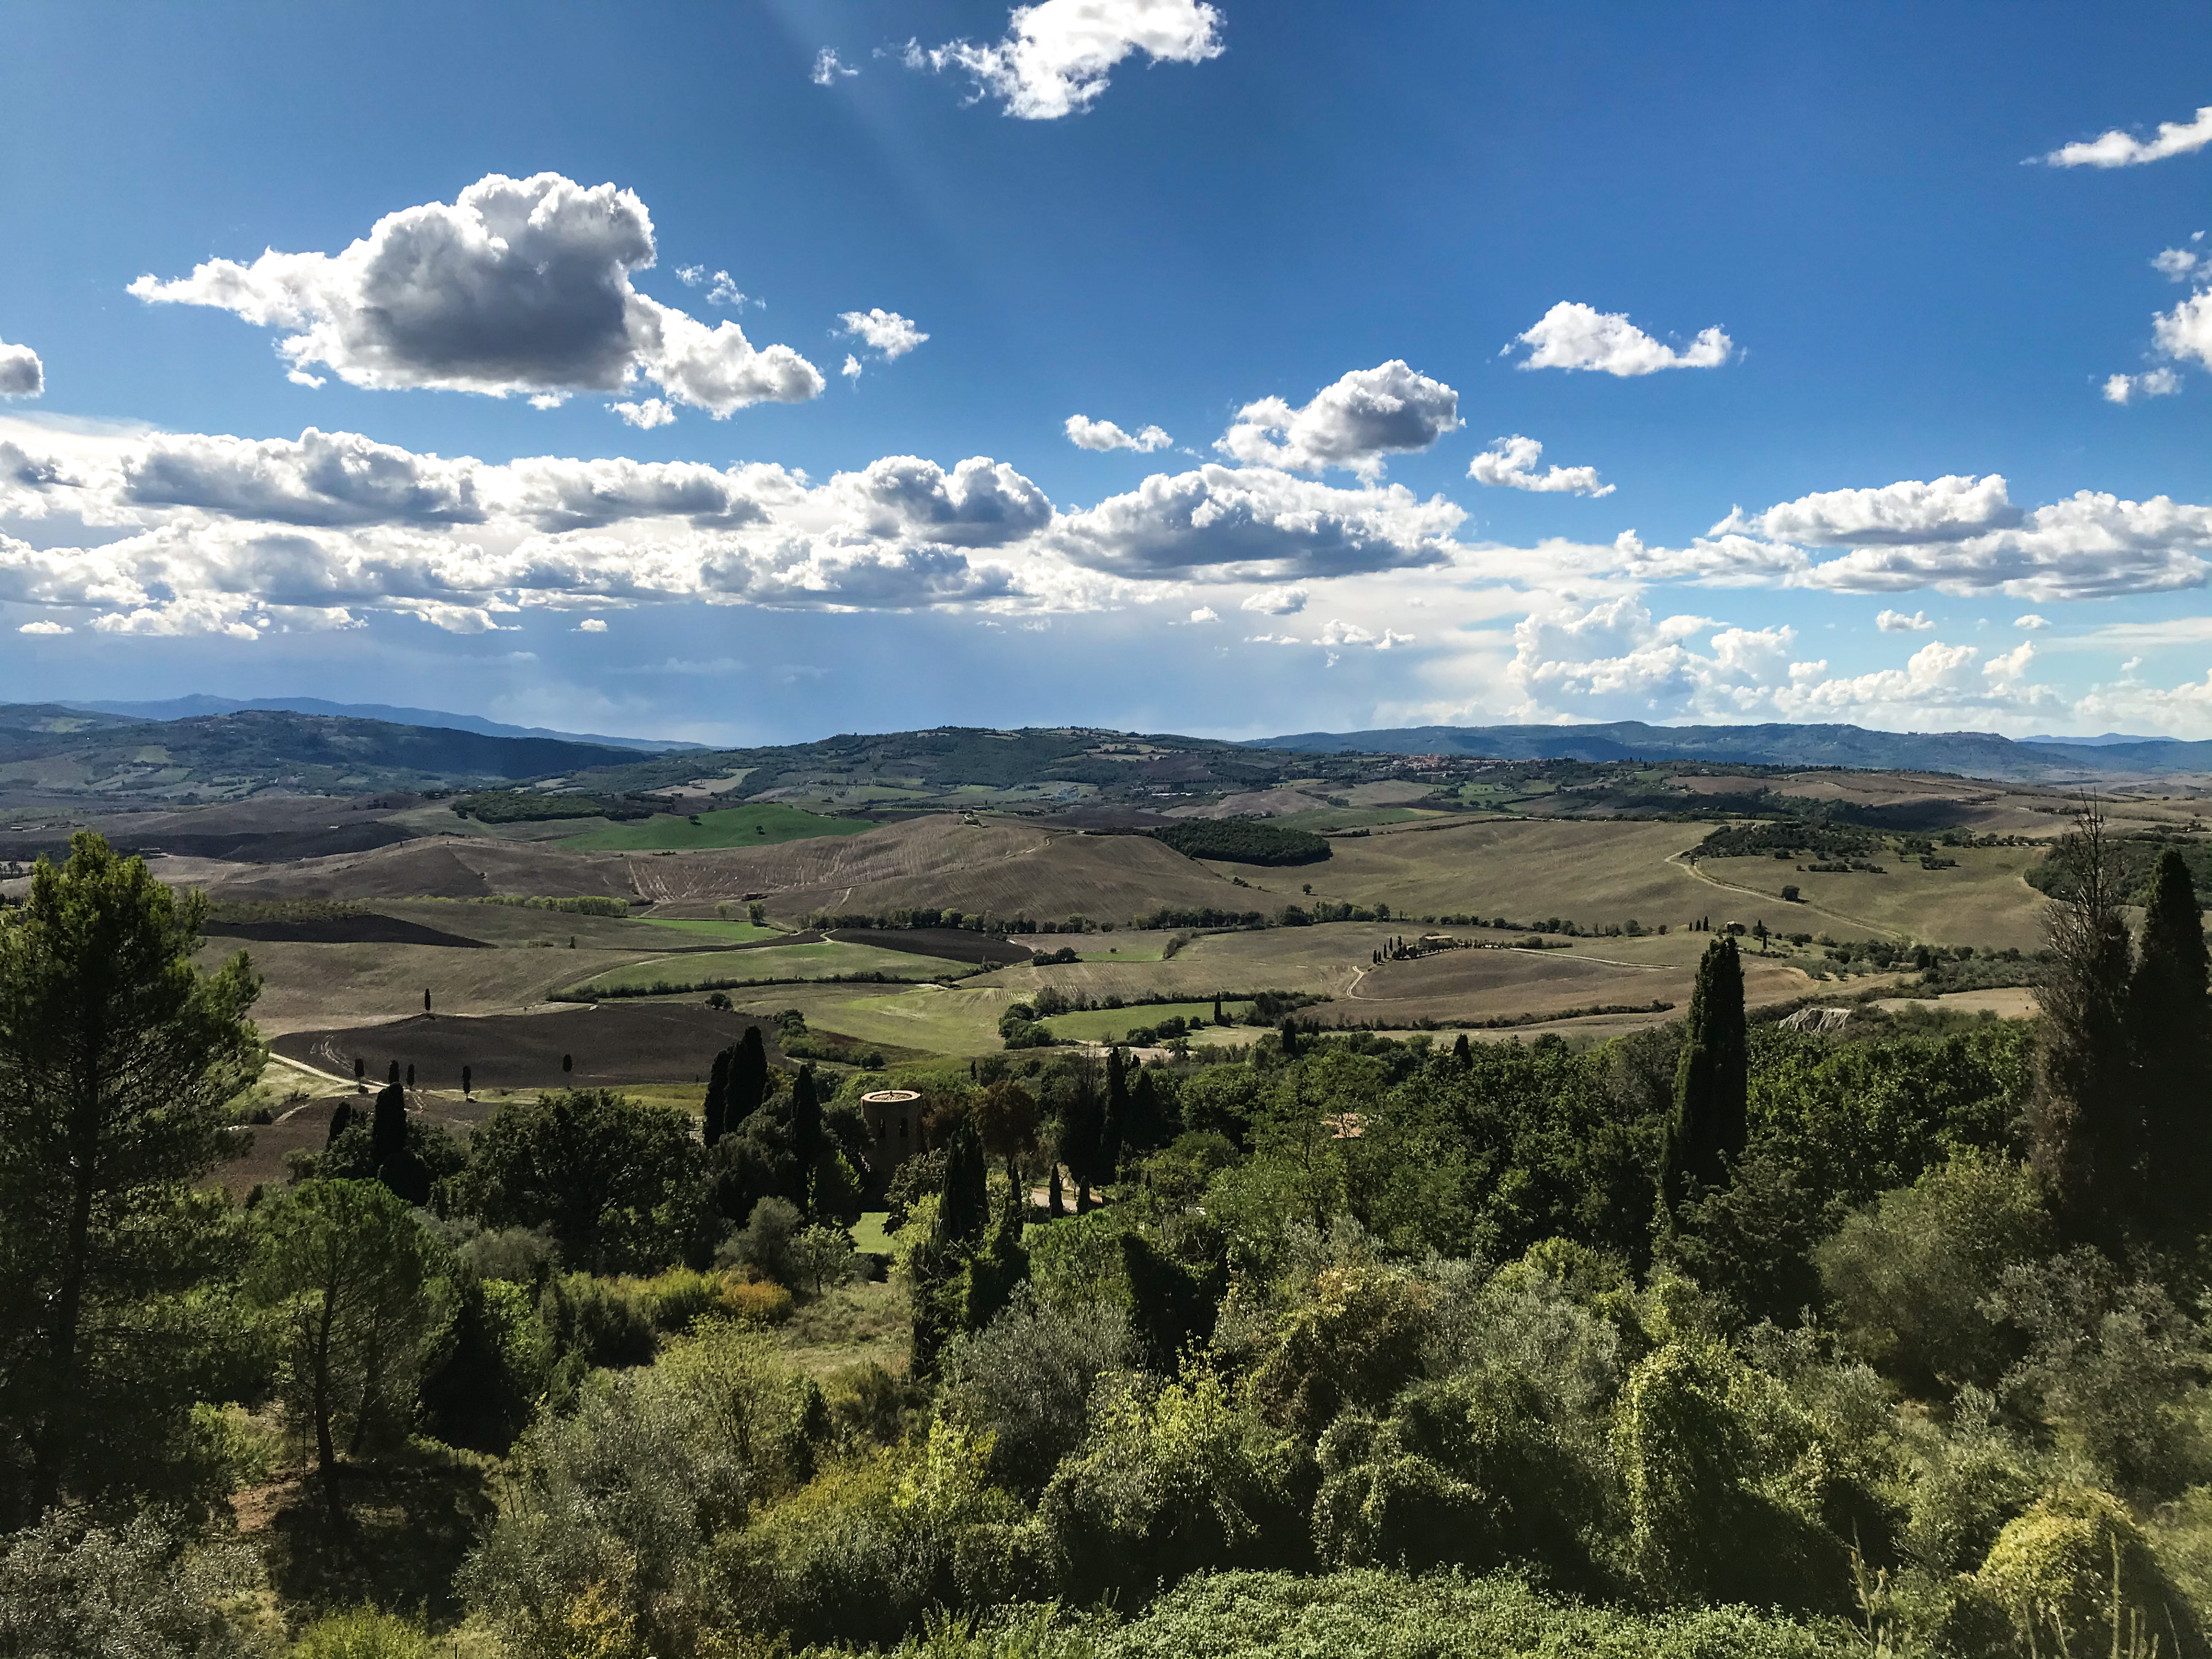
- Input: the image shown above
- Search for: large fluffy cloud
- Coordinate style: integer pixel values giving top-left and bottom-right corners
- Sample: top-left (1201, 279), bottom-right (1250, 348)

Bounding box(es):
top-left (1054, 463), bottom-right (1468, 579)
top-left (1215, 361), bottom-right (1460, 480)
top-left (1467, 435), bottom-right (1613, 497)
top-left (1507, 594), bottom-right (2056, 725)
top-left (0, 340), bottom-right (42, 399)
top-left (915, 0), bottom-right (1224, 120)
top-left (129, 173), bottom-right (824, 416)
top-left (1626, 476), bottom-right (2212, 600)
top-left (1510, 302), bottom-right (1732, 375)
top-left (2041, 105), bottom-right (2212, 168)
top-left (0, 419), bottom-right (1480, 636)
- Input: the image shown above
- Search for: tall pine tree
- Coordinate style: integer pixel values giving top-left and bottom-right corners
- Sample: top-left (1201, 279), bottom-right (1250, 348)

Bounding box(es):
top-left (2131, 848), bottom-right (2209, 1238)
top-left (1656, 935), bottom-right (1747, 1234)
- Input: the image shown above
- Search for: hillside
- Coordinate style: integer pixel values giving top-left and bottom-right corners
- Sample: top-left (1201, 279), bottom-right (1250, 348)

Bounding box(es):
top-left (0, 706), bottom-right (643, 800)
top-left (66, 695), bottom-right (704, 752)
top-left (1248, 720), bottom-right (2212, 781)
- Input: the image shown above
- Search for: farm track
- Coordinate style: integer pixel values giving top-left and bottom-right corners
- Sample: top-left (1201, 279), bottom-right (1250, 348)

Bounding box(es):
top-left (1667, 851), bottom-right (1908, 941)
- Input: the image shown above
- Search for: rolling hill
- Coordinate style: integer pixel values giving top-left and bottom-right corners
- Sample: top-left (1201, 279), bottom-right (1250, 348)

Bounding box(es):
top-left (1245, 720), bottom-right (2212, 780)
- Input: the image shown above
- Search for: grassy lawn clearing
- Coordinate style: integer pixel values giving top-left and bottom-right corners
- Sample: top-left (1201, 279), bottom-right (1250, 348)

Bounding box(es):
top-left (563, 803), bottom-right (874, 851)
top-left (745, 985), bottom-right (1015, 1056)
top-left (636, 916), bottom-right (785, 943)
top-left (1042, 1000), bottom-right (1251, 1043)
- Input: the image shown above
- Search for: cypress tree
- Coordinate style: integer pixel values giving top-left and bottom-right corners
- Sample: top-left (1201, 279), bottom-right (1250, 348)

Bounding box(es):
top-left (326, 1099), bottom-right (354, 1146)
top-left (727, 1026), bottom-right (769, 1133)
top-left (936, 1118), bottom-right (990, 1252)
top-left (370, 1080), bottom-right (407, 1170)
top-left (1452, 1032), bottom-right (1472, 1069)
top-left (1101, 1047), bottom-right (1130, 1182)
top-left (1280, 1017), bottom-right (1300, 1058)
top-left (2033, 806), bottom-right (2140, 1246)
top-left (1656, 936), bottom-right (1747, 1231)
top-left (791, 1065), bottom-right (822, 1213)
top-left (2131, 848), bottom-right (2209, 1235)
top-left (461, 1064), bottom-right (471, 1097)
top-left (702, 1046), bottom-right (733, 1147)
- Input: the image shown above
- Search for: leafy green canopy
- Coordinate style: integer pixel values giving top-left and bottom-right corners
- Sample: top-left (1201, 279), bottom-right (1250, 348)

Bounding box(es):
top-left (1152, 820), bottom-right (1331, 866)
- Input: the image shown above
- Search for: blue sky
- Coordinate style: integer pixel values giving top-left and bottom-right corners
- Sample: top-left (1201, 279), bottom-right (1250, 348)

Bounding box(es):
top-left (1, 1), bottom-right (2208, 744)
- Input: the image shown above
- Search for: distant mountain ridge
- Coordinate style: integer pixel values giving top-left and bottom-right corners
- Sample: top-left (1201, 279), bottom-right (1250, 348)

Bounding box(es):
top-left (1245, 720), bottom-right (2212, 781)
top-left (63, 695), bottom-right (703, 753)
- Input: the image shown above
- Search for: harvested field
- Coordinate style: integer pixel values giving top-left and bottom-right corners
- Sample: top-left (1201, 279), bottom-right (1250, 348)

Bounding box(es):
top-left (975, 921), bottom-right (1408, 1004)
top-left (274, 1003), bottom-right (778, 1092)
top-left (562, 803), bottom-right (873, 851)
top-left (1211, 817), bottom-right (1720, 928)
top-left (199, 835), bottom-right (637, 901)
top-left (1694, 844), bottom-right (2049, 950)
top-left (210, 939), bottom-right (659, 1036)
top-left (823, 927), bottom-right (1034, 966)
top-left (1332, 941), bottom-right (1810, 1028)
top-left (202, 913), bottom-right (491, 948)
top-left (576, 940), bottom-right (973, 994)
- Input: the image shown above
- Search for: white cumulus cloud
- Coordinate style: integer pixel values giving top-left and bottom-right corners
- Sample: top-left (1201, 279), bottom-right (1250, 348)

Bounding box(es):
top-left (1467, 434), bottom-right (1613, 497)
top-left (1215, 360), bottom-right (1459, 481)
top-left (1510, 302), bottom-right (1732, 375)
top-left (811, 48), bottom-right (859, 86)
top-left (2104, 369), bottom-right (2183, 403)
top-left (1187, 606), bottom-right (1218, 623)
top-left (1876, 608), bottom-right (1936, 632)
top-left (611, 398), bottom-right (676, 428)
top-left (2040, 105), bottom-right (2212, 168)
top-left (128, 172), bottom-right (825, 416)
top-left (915, 0), bottom-right (1224, 120)
top-left (837, 308), bottom-right (929, 360)
top-left (576, 617), bottom-right (608, 632)
top-left (17, 619), bottom-right (70, 634)
top-left (2016, 613), bottom-right (2050, 629)
top-left (1240, 585), bottom-right (1308, 616)
top-left (0, 340), bottom-right (44, 398)
top-left (1065, 415), bottom-right (1171, 452)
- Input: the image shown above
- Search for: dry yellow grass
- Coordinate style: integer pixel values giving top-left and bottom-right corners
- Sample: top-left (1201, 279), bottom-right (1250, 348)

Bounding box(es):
top-left (210, 939), bottom-right (636, 1036)
top-left (1694, 844), bottom-right (2050, 950)
top-left (1205, 817), bottom-right (1721, 927)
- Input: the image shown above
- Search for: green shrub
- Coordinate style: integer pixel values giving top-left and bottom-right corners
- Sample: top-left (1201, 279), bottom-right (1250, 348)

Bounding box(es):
top-left (1249, 1266), bottom-right (1432, 1440)
top-left (1313, 1365), bottom-right (1592, 1580)
top-left (1976, 1485), bottom-right (2188, 1657)
top-left (290, 1606), bottom-right (433, 1658)
top-left (1097, 1567), bottom-right (1863, 1657)
top-left (0, 1514), bottom-right (263, 1658)
top-left (939, 1286), bottom-right (1137, 1498)
top-left (1036, 1365), bottom-right (1314, 1605)
top-left (461, 1323), bottom-right (825, 1659)
top-left (1816, 1150), bottom-right (2051, 1393)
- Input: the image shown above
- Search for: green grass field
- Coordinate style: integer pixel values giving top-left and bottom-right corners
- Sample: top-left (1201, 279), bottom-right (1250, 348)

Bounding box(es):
top-left (734, 983), bottom-right (1018, 1056)
top-left (636, 917), bottom-right (784, 944)
top-left (1042, 1000), bottom-right (1252, 1043)
top-left (562, 804), bottom-right (875, 852)
top-left (577, 940), bottom-right (972, 993)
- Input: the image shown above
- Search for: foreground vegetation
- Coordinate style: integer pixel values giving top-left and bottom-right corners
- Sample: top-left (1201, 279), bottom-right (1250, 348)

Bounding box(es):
top-left (1, 810), bottom-right (2208, 1658)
